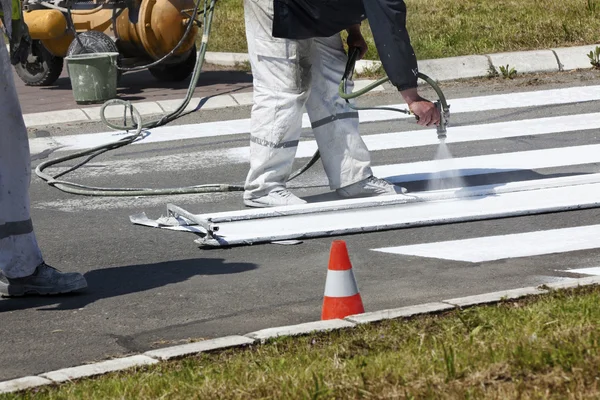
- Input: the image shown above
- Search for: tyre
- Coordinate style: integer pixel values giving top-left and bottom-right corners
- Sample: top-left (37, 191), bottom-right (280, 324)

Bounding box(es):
top-left (148, 46), bottom-right (197, 82)
top-left (66, 30), bottom-right (119, 56)
top-left (14, 40), bottom-right (63, 86)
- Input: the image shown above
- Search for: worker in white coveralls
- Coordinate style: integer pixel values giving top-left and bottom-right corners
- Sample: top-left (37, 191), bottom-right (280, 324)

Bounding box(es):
top-left (243, 0), bottom-right (440, 207)
top-left (0, 0), bottom-right (87, 296)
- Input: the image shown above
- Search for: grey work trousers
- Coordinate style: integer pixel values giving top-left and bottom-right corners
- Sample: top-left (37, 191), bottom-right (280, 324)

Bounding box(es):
top-left (0, 34), bottom-right (43, 278)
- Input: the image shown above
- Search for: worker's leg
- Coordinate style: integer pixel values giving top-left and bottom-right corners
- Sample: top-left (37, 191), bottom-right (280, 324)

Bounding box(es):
top-left (0, 36), bottom-right (87, 295)
top-left (243, 0), bottom-right (311, 206)
top-left (305, 34), bottom-right (372, 189)
top-left (306, 35), bottom-right (407, 197)
top-left (0, 34), bottom-right (43, 279)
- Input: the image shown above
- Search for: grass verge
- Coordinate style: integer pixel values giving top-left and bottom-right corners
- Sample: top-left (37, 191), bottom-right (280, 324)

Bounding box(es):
top-left (208, 0), bottom-right (600, 62)
top-left (5, 285), bottom-right (600, 399)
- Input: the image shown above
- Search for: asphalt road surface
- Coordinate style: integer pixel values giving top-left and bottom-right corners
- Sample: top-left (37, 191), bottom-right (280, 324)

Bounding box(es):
top-left (2, 70), bottom-right (600, 381)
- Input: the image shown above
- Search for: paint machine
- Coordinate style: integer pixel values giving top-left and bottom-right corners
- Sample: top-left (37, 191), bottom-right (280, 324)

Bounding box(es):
top-left (339, 47), bottom-right (450, 140)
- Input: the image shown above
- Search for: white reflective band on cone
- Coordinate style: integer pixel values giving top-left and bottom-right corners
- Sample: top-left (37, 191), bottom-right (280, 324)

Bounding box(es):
top-left (324, 270), bottom-right (359, 297)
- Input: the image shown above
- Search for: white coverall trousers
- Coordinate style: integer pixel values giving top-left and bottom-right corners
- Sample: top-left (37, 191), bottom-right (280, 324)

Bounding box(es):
top-left (0, 34), bottom-right (44, 278)
top-left (243, 0), bottom-right (373, 199)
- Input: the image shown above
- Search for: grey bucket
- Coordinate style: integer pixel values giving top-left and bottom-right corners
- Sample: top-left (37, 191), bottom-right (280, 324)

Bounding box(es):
top-left (66, 52), bottom-right (119, 105)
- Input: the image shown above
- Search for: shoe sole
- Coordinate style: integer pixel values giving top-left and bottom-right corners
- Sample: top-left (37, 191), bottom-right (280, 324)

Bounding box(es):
top-left (243, 199), bottom-right (272, 208)
top-left (0, 278), bottom-right (88, 297)
top-left (243, 199), bottom-right (307, 208)
top-left (337, 191), bottom-right (411, 199)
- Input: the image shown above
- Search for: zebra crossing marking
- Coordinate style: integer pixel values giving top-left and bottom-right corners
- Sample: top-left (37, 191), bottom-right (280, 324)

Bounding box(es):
top-left (373, 224), bottom-right (600, 263)
top-left (29, 85), bottom-right (600, 153)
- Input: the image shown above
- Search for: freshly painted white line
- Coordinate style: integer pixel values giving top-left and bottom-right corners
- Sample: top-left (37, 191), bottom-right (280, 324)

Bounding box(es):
top-left (189, 173), bottom-right (600, 223)
top-left (563, 267), bottom-right (600, 276)
top-left (146, 174), bottom-right (600, 246)
top-left (373, 225), bottom-right (600, 263)
top-left (28, 85), bottom-right (600, 152)
top-left (372, 143), bottom-right (600, 184)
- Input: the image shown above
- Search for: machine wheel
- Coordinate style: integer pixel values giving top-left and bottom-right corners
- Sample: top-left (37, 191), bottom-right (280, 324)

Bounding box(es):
top-left (148, 46), bottom-right (197, 82)
top-left (66, 30), bottom-right (119, 56)
top-left (14, 40), bottom-right (64, 86)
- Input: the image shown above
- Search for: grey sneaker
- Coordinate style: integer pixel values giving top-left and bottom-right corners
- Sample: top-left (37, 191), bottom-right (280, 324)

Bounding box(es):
top-left (337, 176), bottom-right (408, 198)
top-left (244, 189), bottom-right (307, 208)
top-left (0, 263), bottom-right (87, 297)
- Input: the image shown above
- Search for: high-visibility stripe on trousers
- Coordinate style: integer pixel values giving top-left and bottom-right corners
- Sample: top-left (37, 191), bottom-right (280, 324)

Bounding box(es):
top-left (0, 34), bottom-right (43, 278)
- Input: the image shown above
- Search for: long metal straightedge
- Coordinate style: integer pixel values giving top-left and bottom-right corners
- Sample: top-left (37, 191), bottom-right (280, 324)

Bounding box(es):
top-left (130, 173), bottom-right (600, 248)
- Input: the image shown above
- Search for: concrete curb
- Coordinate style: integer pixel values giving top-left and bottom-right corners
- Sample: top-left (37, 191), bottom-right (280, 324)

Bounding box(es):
top-left (2, 276), bottom-right (599, 394)
top-left (23, 45), bottom-right (599, 128)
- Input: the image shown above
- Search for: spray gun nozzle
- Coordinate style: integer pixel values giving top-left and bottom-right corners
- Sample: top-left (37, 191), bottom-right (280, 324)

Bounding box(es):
top-left (435, 100), bottom-right (450, 140)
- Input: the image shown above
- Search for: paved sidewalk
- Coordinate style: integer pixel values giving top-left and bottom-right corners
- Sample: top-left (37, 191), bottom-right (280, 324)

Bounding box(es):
top-left (18, 45), bottom-right (599, 128)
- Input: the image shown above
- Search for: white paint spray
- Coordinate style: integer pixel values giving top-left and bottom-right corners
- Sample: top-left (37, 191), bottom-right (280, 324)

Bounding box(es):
top-left (426, 139), bottom-right (467, 191)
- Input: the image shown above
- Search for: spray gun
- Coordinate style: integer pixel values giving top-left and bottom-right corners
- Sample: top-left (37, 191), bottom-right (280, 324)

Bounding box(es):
top-left (339, 47), bottom-right (450, 140)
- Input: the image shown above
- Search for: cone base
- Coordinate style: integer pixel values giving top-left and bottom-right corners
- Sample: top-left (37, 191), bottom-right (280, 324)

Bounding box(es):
top-left (321, 293), bottom-right (364, 320)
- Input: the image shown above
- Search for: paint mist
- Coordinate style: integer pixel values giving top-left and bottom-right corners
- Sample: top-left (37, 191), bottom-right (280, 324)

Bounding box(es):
top-left (426, 139), bottom-right (467, 191)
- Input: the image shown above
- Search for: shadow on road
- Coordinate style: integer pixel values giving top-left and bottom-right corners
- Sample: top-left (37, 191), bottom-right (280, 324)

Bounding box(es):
top-left (0, 258), bottom-right (257, 312)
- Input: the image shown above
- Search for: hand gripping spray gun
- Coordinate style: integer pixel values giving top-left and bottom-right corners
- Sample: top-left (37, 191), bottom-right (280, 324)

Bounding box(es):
top-left (339, 47), bottom-right (450, 140)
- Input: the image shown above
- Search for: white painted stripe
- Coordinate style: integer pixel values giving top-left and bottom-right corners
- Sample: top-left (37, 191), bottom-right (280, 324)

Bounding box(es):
top-left (375, 143), bottom-right (600, 184)
top-left (198, 173), bottom-right (600, 222)
top-left (563, 267), bottom-right (600, 276)
top-left (324, 270), bottom-right (360, 297)
top-left (29, 85), bottom-right (600, 152)
top-left (373, 225), bottom-right (600, 263)
top-left (168, 174), bottom-right (600, 246)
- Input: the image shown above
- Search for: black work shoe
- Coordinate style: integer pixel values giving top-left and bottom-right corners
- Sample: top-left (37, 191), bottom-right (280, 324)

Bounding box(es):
top-left (0, 263), bottom-right (87, 297)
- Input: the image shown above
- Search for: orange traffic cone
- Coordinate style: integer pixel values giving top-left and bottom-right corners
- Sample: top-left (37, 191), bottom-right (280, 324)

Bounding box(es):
top-left (321, 240), bottom-right (364, 320)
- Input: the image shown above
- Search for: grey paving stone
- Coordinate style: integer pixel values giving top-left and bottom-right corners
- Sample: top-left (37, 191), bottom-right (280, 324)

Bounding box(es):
top-left (158, 94), bottom-right (238, 112)
top-left (0, 376), bottom-right (52, 394)
top-left (40, 355), bottom-right (158, 383)
top-left (23, 109), bottom-right (89, 127)
top-left (246, 319), bottom-right (355, 341)
top-left (488, 50), bottom-right (560, 74)
top-left (553, 45), bottom-right (599, 71)
top-left (145, 335), bottom-right (255, 360)
top-left (231, 92), bottom-right (254, 106)
top-left (345, 302), bottom-right (455, 324)
top-left (82, 101), bottom-right (164, 121)
top-left (443, 286), bottom-right (548, 307)
top-left (542, 276), bottom-right (600, 290)
top-left (418, 55), bottom-right (490, 81)
top-left (205, 51), bottom-right (249, 67)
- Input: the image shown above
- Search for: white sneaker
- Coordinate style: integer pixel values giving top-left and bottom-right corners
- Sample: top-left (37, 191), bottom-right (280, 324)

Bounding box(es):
top-left (336, 176), bottom-right (408, 198)
top-left (244, 189), bottom-right (307, 208)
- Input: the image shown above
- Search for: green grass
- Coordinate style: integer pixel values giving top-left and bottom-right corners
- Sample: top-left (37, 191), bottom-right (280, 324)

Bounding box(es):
top-left (5, 285), bottom-right (600, 399)
top-left (208, 0), bottom-right (600, 61)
